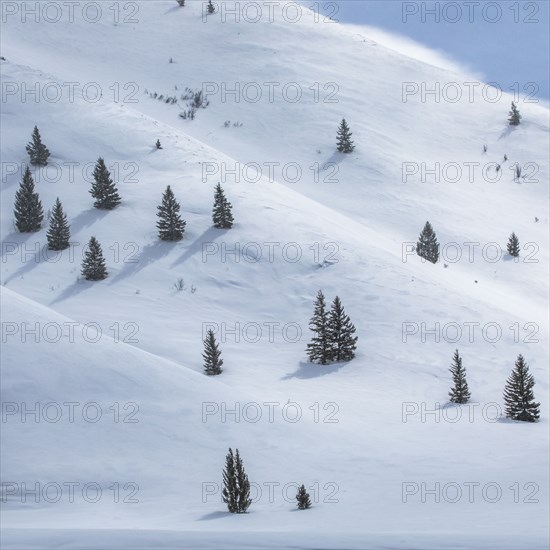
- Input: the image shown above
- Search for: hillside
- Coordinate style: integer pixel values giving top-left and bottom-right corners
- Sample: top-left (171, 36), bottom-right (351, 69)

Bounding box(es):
top-left (1, 1), bottom-right (548, 548)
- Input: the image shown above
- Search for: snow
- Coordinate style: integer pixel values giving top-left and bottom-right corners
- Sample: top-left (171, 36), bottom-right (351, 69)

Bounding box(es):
top-left (1, 1), bottom-right (548, 548)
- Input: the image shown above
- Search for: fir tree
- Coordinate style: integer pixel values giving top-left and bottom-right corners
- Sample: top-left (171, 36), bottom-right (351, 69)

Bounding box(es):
top-left (503, 355), bottom-right (540, 422)
top-left (508, 101), bottom-right (521, 126)
top-left (89, 158), bottom-right (121, 210)
top-left (336, 118), bottom-right (355, 153)
top-left (81, 236), bottom-right (108, 281)
top-left (448, 350), bottom-right (471, 404)
top-left (176, 0), bottom-right (185, 6)
top-left (507, 232), bottom-right (520, 257)
top-left (156, 139), bottom-right (162, 149)
top-left (327, 296), bottom-right (358, 362)
top-left (306, 290), bottom-right (331, 364)
top-left (203, 330), bottom-right (223, 375)
top-left (222, 448), bottom-right (251, 513)
top-left (46, 197), bottom-right (70, 250)
top-left (212, 183), bottom-right (234, 229)
top-left (14, 166), bottom-right (44, 232)
top-left (207, 0), bottom-right (215, 14)
top-left (416, 221), bottom-right (439, 264)
top-left (296, 484), bottom-right (312, 510)
top-left (26, 126), bottom-right (50, 166)
top-left (157, 185), bottom-right (186, 241)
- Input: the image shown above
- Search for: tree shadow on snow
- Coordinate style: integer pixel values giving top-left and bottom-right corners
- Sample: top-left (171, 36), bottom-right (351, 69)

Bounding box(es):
top-left (49, 278), bottom-right (96, 305)
top-left (170, 227), bottom-right (228, 269)
top-left (197, 511), bottom-right (232, 521)
top-left (69, 208), bottom-right (110, 237)
top-left (282, 361), bottom-right (348, 380)
top-left (109, 241), bottom-right (175, 284)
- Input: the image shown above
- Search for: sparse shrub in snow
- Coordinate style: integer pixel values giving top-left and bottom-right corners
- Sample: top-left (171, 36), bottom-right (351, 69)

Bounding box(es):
top-left (508, 101), bottom-right (521, 126)
top-left (416, 221), bottom-right (439, 264)
top-left (212, 183), bottom-right (234, 229)
top-left (14, 166), bottom-right (43, 233)
top-left (448, 350), bottom-right (471, 404)
top-left (81, 237), bottom-right (108, 281)
top-left (26, 126), bottom-right (50, 166)
top-left (336, 118), bottom-right (355, 153)
top-left (233, 121), bottom-right (242, 127)
top-left (506, 232), bottom-right (520, 257)
top-left (90, 158), bottom-right (121, 210)
top-left (296, 484), bottom-right (312, 509)
top-left (202, 329), bottom-right (223, 375)
top-left (514, 164), bottom-right (522, 181)
top-left (157, 185), bottom-right (186, 241)
top-left (503, 355), bottom-right (540, 422)
top-left (46, 198), bottom-right (70, 251)
top-left (483, 144), bottom-right (487, 153)
top-left (222, 448), bottom-right (251, 513)
top-left (207, 0), bottom-right (215, 14)
top-left (174, 278), bottom-right (185, 292)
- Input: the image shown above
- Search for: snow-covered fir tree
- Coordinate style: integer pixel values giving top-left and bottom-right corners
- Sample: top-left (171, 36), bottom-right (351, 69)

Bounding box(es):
top-left (336, 118), bottom-right (355, 153)
top-left (327, 296), bottom-right (358, 362)
top-left (46, 197), bottom-right (70, 251)
top-left (157, 185), bottom-right (186, 241)
top-left (81, 236), bottom-right (108, 281)
top-left (416, 221), bottom-right (439, 264)
top-left (448, 350), bottom-right (471, 404)
top-left (507, 232), bottom-right (520, 257)
top-left (296, 484), bottom-right (312, 509)
top-left (14, 166), bottom-right (44, 232)
top-left (26, 126), bottom-right (50, 166)
top-left (508, 101), bottom-right (521, 126)
top-left (202, 330), bottom-right (223, 375)
top-left (222, 448), bottom-right (251, 513)
top-left (306, 290), bottom-right (331, 364)
top-left (212, 183), bottom-right (234, 229)
top-left (89, 158), bottom-right (121, 210)
top-left (207, 0), bottom-right (215, 14)
top-left (503, 355), bottom-right (540, 422)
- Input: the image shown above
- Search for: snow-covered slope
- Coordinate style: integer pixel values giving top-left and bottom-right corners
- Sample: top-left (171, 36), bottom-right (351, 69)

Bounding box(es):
top-left (1, 1), bottom-right (548, 548)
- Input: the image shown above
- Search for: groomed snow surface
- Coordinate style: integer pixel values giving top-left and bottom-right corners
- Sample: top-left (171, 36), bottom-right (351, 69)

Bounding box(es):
top-left (1, 1), bottom-right (548, 548)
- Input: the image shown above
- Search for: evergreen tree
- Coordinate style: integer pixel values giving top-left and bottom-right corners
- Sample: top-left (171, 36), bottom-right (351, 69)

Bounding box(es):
top-left (508, 101), bottom-right (521, 126)
top-left (14, 166), bottom-right (44, 232)
top-left (448, 350), bottom-right (471, 404)
top-left (46, 197), bottom-right (70, 250)
top-left (296, 484), bottom-right (312, 510)
top-left (207, 0), bottom-right (215, 14)
top-left (336, 118), bottom-right (355, 153)
top-left (157, 185), bottom-right (186, 241)
top-left (89, 158), bottom-right (121, 210)
top-left (306, 290), bottom-right (331, 364)
top-left (235, 449), bottom-right (251, 513)
top-left (507, 232), bottom-right (520, 257)
top-left (203, 330), bottom-right (223, 375)
top-left (416, 221), bottom-right (439, 264)
top-left (81, 236), bottom-right (108, 280)
top-left (222, 448), bottom-right (251, 513)
top-left (176, 0), bottom-right (185, 6)
top-left (156, 139), bottom-right (162, 149)
top-left (26, 126), bottom-right (50, 166)
top-left (503, 355), bottom-right (540, 422)
top-left (327, 296), bottom-right (358, 362)
top-left (212, 183), bottom-right (234, 229)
